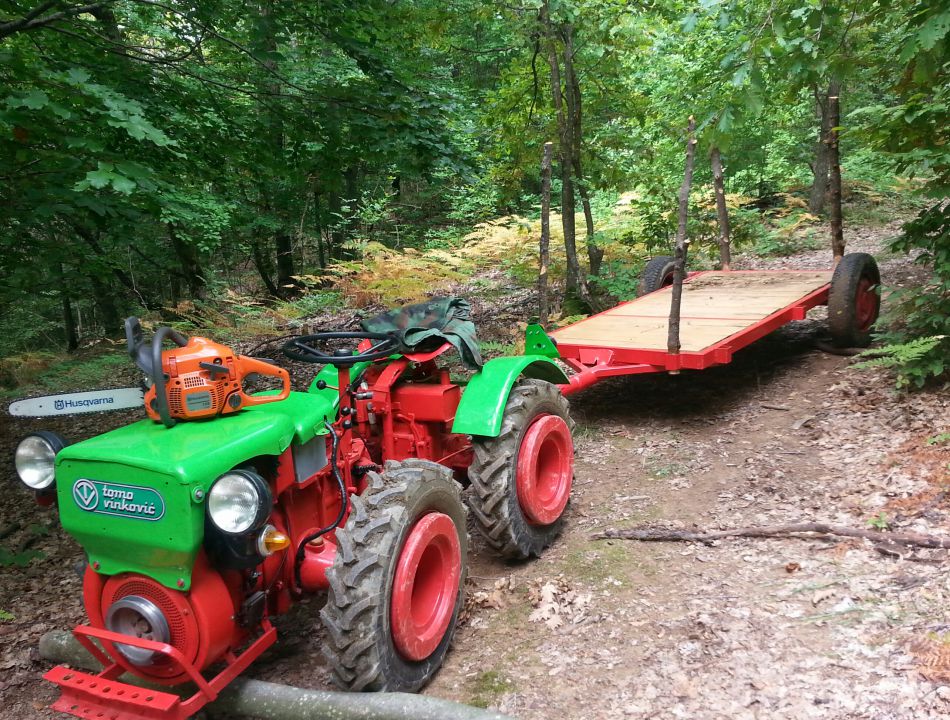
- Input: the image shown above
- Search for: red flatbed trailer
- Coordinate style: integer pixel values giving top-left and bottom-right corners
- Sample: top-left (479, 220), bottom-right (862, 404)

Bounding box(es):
top-left (551, 265), bottom-right (878, 397)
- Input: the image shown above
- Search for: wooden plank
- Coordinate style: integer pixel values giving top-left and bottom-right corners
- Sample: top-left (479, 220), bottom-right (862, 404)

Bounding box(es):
top-left (552, 270), bottom-right (832, 353)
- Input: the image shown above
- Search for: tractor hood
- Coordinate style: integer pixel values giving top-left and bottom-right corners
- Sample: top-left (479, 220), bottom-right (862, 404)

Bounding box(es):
top-left (53, 390), bottom-right (335, 590)
top-left (56, 390), bottom-right (334, 482)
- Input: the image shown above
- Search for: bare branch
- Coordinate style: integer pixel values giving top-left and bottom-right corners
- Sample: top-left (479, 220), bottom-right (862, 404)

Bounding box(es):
top-left (0, 1), bottom-right (114, 41)
top-left (593, 522), bottom-right (950, 551)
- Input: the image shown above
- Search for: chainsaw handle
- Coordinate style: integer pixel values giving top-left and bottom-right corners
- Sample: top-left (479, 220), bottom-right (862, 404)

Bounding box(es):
top-left (236, 356), bottom-right (291, 407)
top-left (152, 327), bottom-right (190, 428)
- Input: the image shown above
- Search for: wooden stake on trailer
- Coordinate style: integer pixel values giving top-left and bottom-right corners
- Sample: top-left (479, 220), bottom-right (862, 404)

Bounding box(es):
top-left (667, 116), bottom-right (698, 368)
top-left (827, 81), bottom-right (845, 263)
top-left (539, 141), bottom-right (553, 327)
top-left (710, 145), bottom-right (731, 271)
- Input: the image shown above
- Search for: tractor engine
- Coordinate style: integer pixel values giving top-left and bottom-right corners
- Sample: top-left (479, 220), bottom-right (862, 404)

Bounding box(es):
top-left (81, 556), bottom-right (241, 683)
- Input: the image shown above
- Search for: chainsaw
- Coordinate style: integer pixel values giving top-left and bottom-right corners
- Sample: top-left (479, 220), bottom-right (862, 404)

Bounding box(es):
top-left (9, 318), bottom-right (290, 425)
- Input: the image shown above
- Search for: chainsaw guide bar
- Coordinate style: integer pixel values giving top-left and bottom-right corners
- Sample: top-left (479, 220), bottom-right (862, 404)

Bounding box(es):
top-left (8, 388), bottom-right (145, 417)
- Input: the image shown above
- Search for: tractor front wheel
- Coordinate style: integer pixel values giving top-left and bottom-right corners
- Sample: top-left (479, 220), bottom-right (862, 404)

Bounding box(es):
top-left (321, 459), bottom-right (467, 692)
top-left (468, 379), bottom-right (575, 560)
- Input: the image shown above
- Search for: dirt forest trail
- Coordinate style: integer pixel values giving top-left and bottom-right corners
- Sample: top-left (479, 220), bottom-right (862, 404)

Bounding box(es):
top-left (0, 220), bottom-right (948, 720)
top-left (416, 224), bottom-right (950, 719)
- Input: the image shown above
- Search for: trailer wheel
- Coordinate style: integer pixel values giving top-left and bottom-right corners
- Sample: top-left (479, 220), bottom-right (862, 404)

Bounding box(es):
top-left (638, 255), bottom-right (677, 296)
top-left (321, 459), bottom-right (467, 692)
top-left (828, 252), bottom-right (881, 348)
top-left (468, 379), bottom-right (575, 560)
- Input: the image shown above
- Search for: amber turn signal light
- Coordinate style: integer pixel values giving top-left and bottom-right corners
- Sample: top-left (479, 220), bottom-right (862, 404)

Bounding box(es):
top-left (257, 525), bottom-right (291, 556)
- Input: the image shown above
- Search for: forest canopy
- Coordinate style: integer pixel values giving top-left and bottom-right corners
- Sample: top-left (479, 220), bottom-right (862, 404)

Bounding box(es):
top-left (1, 0), bottom-right (947, 382)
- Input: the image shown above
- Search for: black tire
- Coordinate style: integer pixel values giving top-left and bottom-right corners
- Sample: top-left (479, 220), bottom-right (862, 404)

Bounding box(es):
top-left (828, 252), bottom-right (881, 348)
top-left (638, 255), bottom-right (677, 296)
top-left (321, 459), bottom-right (467, 692)
top-left (468, 379), bottom-right (575, 561)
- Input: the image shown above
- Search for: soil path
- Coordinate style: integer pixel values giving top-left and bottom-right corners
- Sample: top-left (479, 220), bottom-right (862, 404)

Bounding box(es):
top-left (1, 220), bottom-right (947, 719)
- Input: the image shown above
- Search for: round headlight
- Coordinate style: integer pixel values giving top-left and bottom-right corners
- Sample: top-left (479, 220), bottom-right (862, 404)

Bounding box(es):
top-left (207, 470), bottom-right (270, 535)
top-left (15, 432), bottom-right (67, 490)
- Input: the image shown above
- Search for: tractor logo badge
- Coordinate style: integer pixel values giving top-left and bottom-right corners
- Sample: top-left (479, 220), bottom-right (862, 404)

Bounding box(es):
top-left (72, 479), bottom-right (165, 521)
top-left (73, 480), bottom-right (98, 510)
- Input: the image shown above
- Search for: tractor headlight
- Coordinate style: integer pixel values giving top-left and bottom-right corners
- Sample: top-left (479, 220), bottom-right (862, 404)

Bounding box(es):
top-left (15, 432), bottom-right (67, 490)
top-left (207, 470), bottom-right (271, 535)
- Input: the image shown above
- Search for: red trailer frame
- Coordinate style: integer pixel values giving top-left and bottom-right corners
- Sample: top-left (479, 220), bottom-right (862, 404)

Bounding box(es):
top-left (554, 270), bottom-right (833, 396)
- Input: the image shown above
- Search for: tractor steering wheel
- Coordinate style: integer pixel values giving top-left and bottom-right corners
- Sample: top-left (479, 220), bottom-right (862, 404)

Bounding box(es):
top-left (282, 331), bottom-right (399, 366)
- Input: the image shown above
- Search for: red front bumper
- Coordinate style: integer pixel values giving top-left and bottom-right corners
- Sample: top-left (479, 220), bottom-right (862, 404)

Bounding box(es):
top-left (45, 622), bottom-right (276, 720)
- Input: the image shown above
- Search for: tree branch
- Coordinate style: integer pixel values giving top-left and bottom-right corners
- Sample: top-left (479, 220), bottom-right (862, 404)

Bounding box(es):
top-left (592, 522), bottom-right (950, 550)
top-left (0, 1), bottom-right (114, 40)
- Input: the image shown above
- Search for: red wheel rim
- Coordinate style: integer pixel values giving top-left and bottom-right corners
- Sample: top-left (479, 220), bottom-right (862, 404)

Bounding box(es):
top-left (391, 512), bottom-right (461, 662)
top-left (516, 414), bottom-right (574, 525)
top-left (855, 277), bottom-right (878, 331)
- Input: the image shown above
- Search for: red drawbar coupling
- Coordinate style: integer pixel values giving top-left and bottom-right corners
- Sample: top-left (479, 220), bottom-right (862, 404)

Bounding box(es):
top-left (45, 622), bottom-right (276, 720)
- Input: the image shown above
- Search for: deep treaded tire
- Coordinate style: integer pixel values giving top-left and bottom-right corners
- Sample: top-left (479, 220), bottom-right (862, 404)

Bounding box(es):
top-left (468, 379), bottom-right (575, 560)
top-left (638, 255), bottom-right (676, 296)
top-left (320, 459), bottom-right (467, 692)
top-left (828, 252), bottom-right (881, 348)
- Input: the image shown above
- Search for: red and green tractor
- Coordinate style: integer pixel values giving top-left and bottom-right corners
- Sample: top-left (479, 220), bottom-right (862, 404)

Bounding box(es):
top-left (13, 308), bottom-right (575, 719)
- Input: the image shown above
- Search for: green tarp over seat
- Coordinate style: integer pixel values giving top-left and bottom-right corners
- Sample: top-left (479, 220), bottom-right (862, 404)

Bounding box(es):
top-left (361, 297), bottom-right (484, 370)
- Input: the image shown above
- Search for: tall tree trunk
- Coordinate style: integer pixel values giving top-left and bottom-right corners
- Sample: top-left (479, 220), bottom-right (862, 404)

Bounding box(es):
top-left (313, 188), bottom-right (327, 269)
top-left (710, 146), bottom-right (732, 271)
top-left (561, 24), bottom-right (602, 278)
top-left (168, 224), bottom-right (205, 299)
top-left (808, 84), bottom-right (835, 215)
top-left (59, 264), bottom-right (78, 352)
top-left (259, 0), bottom-right (297, 297)
top-left (668, 117), bottom-right (697, 360)
top-left (827, 80), bottom-right (845, 261)
top-left (539, 141), bottom-right (553, 327)
top-left (541, 2), bottom-right (584, 301)
top-left (251, 236), bottom-right (280, 297)
top-left (89, 275), bottom-right (120, 333)
top-left (275, 229), bottom-right (295, 292)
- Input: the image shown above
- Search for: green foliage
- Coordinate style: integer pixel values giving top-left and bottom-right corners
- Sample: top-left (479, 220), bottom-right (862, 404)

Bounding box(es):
top-left (588, 259), bottom-right (644, 302)
top-left (866, 512), bottom-right (890, 531)
top-left (0, 0), bottom-right (944, 362)
top-left (0, 351), bottom-right (130, 398)
top-left (863, 204), bottom-right (950, 387)
top-left (469, 670), bottom-right (515, 709)
top-left (854, 336), bottom-right (948, 389)
top-left (0, 609), bottom-right (13, 622)
top-left (0, 547), bottom-right (45, 568)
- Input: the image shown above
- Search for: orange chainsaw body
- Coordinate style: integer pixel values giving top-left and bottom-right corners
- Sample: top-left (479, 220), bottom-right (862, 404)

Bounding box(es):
top-left (144, 336), bottom-right (290, 422)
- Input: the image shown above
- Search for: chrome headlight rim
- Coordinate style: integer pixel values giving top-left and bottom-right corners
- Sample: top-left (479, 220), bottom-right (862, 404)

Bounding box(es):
top-left (206, 470), bottom-right (271, 536)
top-left (14, 431), bottom-right (67, 491)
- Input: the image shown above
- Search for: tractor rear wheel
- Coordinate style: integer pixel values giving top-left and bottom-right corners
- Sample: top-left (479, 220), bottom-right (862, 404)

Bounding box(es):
top-left (321, 459), bottom-right (467, 692)
top-left (468, 379), bottom-right (575, 561)
top-left (638, 255), bottom-right (676, 296)
top-left (828, 252), bottom-right (881, 348)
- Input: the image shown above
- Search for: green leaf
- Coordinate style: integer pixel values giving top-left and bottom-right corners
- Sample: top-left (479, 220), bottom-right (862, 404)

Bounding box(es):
top-left (24, 90), bottom-right (49, 109)
top-left (110, 175), bottom-right (137, 194)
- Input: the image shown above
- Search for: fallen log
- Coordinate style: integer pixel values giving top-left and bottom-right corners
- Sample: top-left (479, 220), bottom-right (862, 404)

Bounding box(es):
top-left (591, 522), bottom-right (950, 550)
top-left (38, 630), bottom-right (512, 720)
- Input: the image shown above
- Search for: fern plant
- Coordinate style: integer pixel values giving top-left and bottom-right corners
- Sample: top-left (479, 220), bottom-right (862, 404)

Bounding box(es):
top-left (854, 335), bottom-right (948, 389)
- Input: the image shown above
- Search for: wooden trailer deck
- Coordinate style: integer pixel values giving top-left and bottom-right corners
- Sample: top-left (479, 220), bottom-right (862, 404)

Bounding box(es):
top-left (551, 270), bottom-right (833, 393)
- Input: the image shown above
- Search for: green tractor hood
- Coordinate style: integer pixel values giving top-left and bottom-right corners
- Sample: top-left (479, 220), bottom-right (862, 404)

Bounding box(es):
top-left (55, 391), bottom-right (334, 590)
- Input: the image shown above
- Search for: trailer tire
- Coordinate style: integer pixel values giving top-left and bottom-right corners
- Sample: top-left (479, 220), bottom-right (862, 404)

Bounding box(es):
top-left (321, 459), bottom-right (467, 692)
top-left (828, 252), bottom-right (880, 348)
top-left (468, 379), bottom-right (575, 561)
top-left (638, 255), bottom-right (677, 296)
